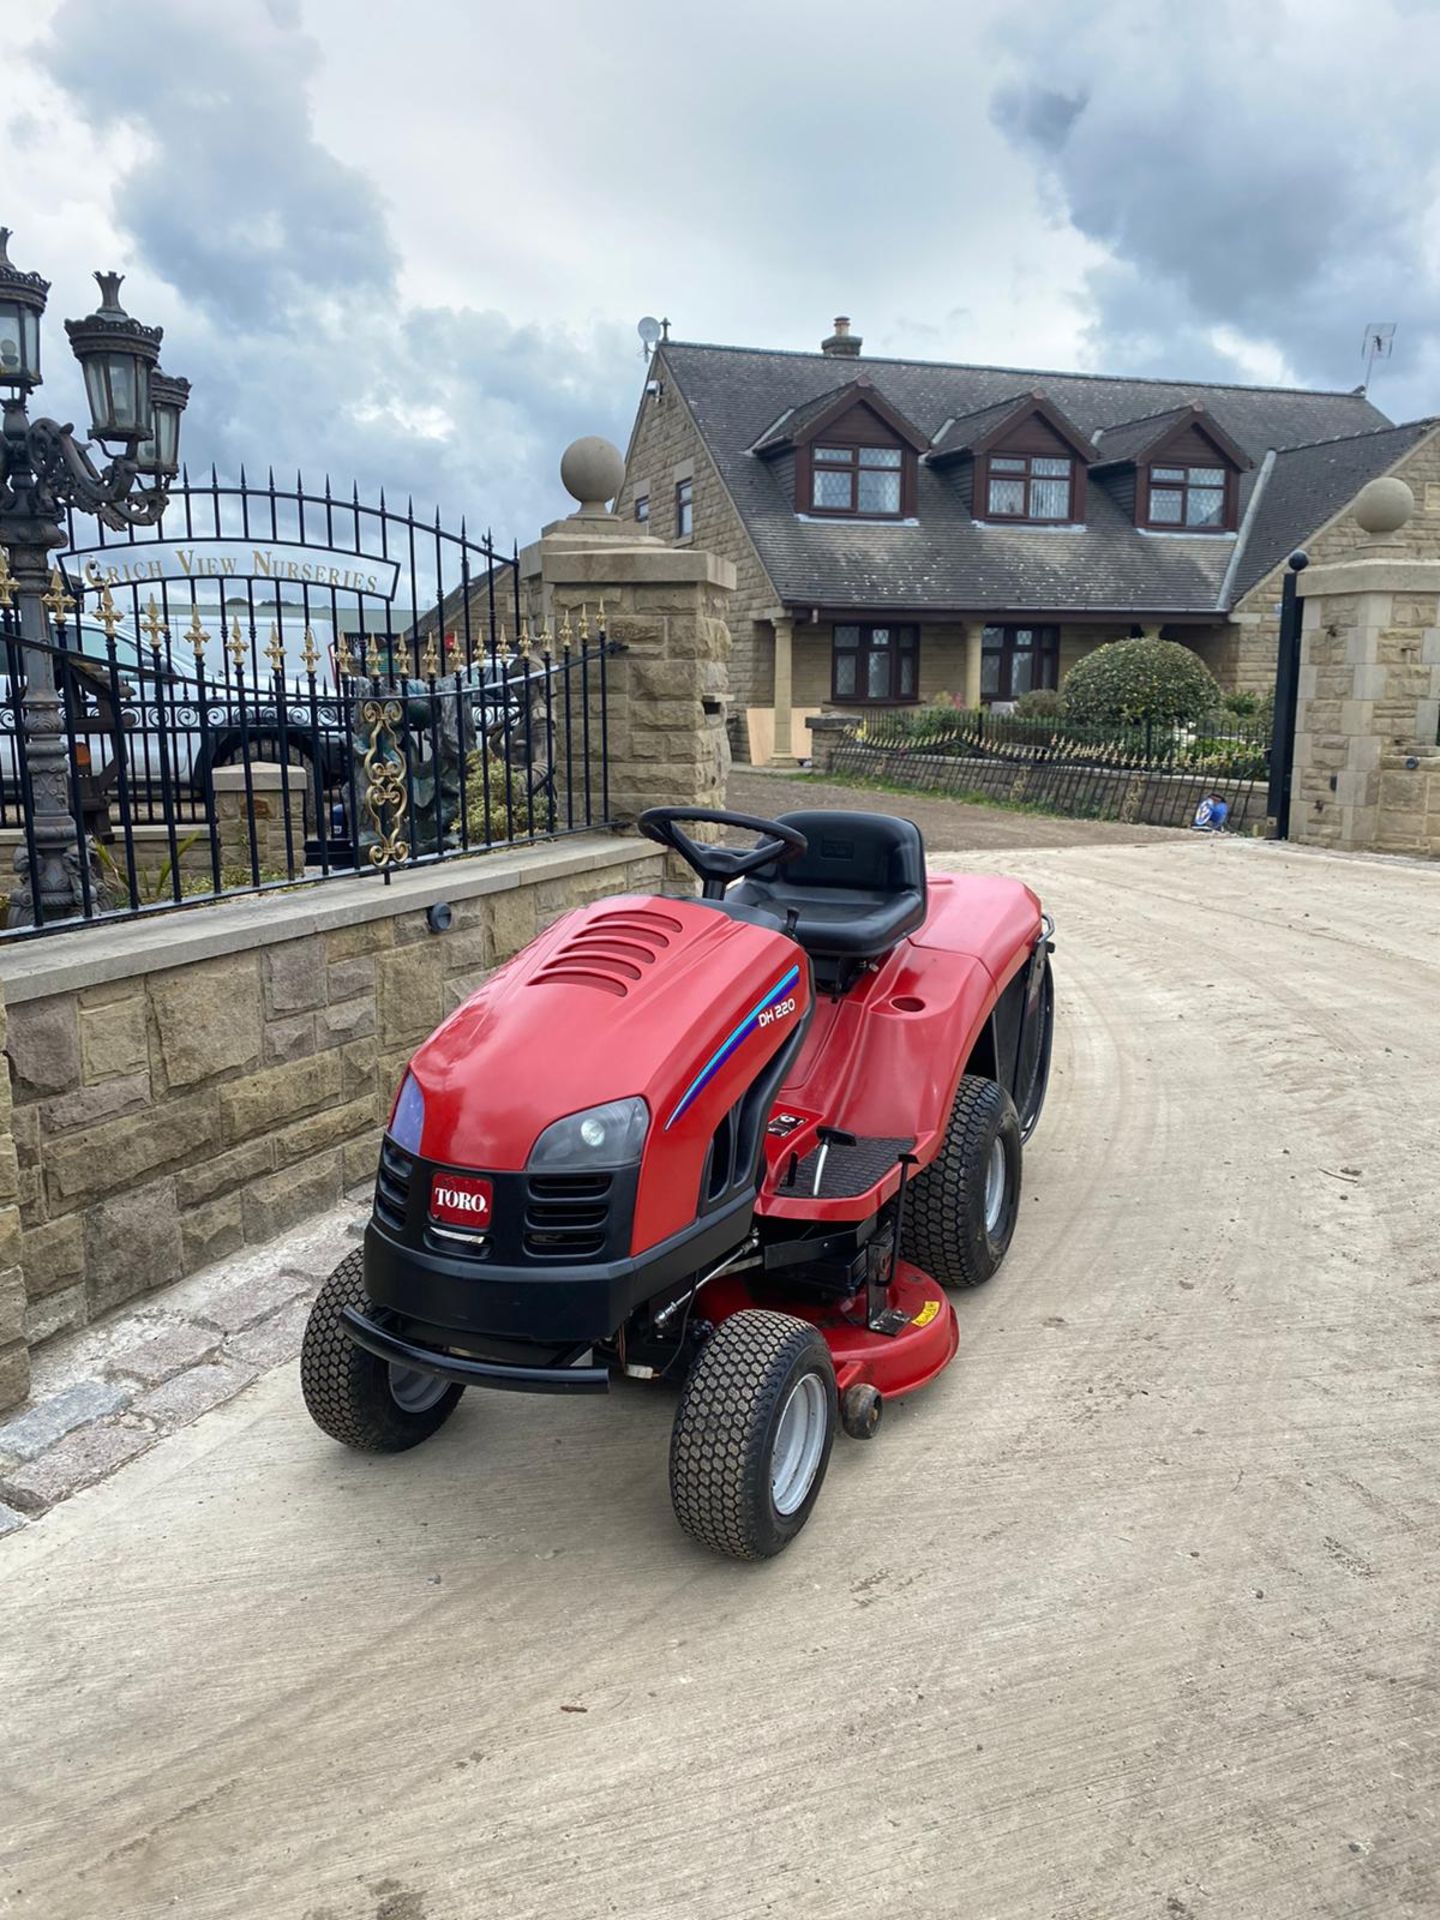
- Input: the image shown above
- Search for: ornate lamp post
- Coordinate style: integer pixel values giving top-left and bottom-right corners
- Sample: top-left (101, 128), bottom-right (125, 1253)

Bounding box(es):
top-left (0, 228), bottom-right (189, 925)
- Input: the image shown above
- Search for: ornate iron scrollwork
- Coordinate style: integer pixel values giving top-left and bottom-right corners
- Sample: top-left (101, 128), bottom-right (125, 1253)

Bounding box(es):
top-left (360, 697), bottom-right (410, 869)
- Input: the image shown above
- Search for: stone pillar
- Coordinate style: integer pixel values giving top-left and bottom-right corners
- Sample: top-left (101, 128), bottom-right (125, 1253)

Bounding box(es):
top-left (518, 438), bottom-right (736, 829)
top-left (961, 622), bottom-right (984, 710)
top-left (1292, 477), bottom-right (1440, 855)
top-left (805, 713), bottom-right (856, 773)
top-left (0, 982), bottom-right (28, 1412)
top-left (771, 617), bottom-right (796, 764)
top-left (212, 763), bottom-right (308, 880)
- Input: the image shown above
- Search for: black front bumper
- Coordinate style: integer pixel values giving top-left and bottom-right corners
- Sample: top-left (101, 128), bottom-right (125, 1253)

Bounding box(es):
top-left (341, 1303), bottom-right (611, 1395)
top-left (357, 1164), bottom-right (754, 1391)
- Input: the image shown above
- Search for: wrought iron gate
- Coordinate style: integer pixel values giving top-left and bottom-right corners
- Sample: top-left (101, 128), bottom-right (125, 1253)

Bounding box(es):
top-left (0, 470), bottom-right (618, 934)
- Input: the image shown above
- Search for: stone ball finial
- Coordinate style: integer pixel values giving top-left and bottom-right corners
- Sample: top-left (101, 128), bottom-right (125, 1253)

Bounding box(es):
top-left (560, 436), bottom-right (625, 517)
top-left (1353, 475), bottom-right (1414, 537)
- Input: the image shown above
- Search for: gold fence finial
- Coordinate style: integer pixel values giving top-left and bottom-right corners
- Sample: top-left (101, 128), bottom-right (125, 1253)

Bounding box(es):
top-left (422, 629), bottom-right (440, 680)
top-left (228, 616), bottom-right (247, 671)
top-left (265, 623), bottom-right (285, 675)
top-left (146, 597), bottom-right (174, 653)
top-left (94, 584), bottom-right (123, 643)
top-left (301, 625), bottom-right (320, 675)
top-left (42, 568), bottom-right (75, 624)
top-left (367, 631), bottom-right (385, 680)
top-left (577, 601), bottom-right (589, 643)
top-left (495, 621), bottom-right (511, 664)
top-left (0, 548), bottom-right (14, 610)
top-left (560, 606), bottom-right (574, 653)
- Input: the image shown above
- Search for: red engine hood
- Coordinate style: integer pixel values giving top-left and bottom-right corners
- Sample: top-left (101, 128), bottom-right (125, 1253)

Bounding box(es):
top-left (404, 894), bottom-right (807, 1190)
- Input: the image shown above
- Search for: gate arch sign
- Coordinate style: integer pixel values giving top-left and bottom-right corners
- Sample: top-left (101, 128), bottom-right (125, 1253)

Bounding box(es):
top-left (61, 538), bottom-right (402, 602)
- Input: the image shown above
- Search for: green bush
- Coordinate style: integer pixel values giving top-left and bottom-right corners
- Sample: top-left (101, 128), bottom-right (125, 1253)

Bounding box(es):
top-left (1014, 686), bottom-right (1065, 719)
top-left (1062, 638), bottom-right (1222, 727)
top-left (1221, 690), bottom-right (1260, 718)
top-left (455, 751), bottom-right (537, 845)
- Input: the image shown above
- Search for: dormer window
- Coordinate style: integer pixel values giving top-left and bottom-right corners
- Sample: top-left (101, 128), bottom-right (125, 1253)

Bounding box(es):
top-left (1092, 404), bottom-right (1250, 533)
top-left (749, 375), bottom-right (926, 521)
top-left (1146, 464), bottom-right (1226, 529)
top-left (926, 390), bottom-right (1094, 527)
top-left (986, 454), bottom-right (1073, 522)
top-left (811, 443), bottom-right (903, 516)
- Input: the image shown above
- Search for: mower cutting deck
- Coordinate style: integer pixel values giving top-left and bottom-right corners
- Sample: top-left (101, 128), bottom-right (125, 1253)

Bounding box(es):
top-left (301, 805), bottom-right (1054, 1560)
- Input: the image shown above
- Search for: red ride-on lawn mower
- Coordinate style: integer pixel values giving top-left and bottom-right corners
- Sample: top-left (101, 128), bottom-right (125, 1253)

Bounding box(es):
top-left (301, 807), bottom-right (1055, 1560)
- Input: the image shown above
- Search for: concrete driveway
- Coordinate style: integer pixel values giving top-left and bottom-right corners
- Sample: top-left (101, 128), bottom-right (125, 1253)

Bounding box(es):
top-left (2, 838), bottom-right (1437, 1920)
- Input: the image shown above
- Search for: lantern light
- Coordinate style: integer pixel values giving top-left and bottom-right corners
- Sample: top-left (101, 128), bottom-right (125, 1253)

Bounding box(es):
top-left (64, 271), bottom-right (162, 444)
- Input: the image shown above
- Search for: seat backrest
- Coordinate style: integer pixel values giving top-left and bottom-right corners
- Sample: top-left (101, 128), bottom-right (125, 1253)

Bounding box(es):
top-left (759, 810), bottom-right (926, 898)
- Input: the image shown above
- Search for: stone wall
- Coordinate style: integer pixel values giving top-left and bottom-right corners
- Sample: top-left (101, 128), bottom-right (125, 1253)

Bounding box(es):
top-left (828, 740), bottom-right (1268, 831)
top-left (0, 837), bottom-right (665, 1401)
top-left (0, 995), bottom-right (25, 1412)
top-left (1232, 425), bottom-right (1440, 694)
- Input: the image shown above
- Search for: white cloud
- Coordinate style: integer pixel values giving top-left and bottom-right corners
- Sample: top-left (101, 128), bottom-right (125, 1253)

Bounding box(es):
top-left (2, 0), bottom-right (1434, 565)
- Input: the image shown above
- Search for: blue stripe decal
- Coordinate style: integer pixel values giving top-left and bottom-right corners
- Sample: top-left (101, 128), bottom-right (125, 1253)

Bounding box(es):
top-left (665, 965), bottom-right (801, 1130)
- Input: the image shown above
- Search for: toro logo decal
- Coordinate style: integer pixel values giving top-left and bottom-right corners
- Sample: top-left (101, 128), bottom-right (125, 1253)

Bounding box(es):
top-left (666, 965), bottom-right (801, 1130)
top-left (430, 1172), bottom-right (494, 1232)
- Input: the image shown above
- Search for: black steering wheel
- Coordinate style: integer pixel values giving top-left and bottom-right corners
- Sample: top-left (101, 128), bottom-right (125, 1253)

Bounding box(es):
top-left (637, 807), bottom-right (808, 900)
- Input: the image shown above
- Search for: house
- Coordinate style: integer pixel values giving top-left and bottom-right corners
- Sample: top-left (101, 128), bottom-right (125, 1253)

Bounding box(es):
top-left (615, 317), bottom-right (1440, 761)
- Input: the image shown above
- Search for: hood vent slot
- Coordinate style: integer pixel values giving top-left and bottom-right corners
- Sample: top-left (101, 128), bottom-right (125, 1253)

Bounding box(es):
top-left (531, 906), bottom-right (684, 997)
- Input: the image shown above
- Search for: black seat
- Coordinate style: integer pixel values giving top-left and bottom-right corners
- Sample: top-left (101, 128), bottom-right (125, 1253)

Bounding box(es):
top-left (728, 810), bottom-right (927, 966)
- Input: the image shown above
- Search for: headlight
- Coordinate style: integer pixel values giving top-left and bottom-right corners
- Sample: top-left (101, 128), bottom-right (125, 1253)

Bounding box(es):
top-left (389, 1072), bottom-right (425, 1154)
top-left (528, 1097), bottom-right (649, 1171)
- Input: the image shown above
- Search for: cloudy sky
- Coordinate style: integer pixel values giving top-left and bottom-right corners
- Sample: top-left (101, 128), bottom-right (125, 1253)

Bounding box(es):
top-left (5, 0), bottom-right (1439, 547)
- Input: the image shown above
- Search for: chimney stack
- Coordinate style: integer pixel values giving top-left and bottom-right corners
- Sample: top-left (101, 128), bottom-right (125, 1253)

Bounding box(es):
top-left (821, 315), bottom-right (862, 358)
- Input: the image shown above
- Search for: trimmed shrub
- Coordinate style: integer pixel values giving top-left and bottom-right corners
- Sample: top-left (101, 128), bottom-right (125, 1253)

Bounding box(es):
top-left (1014, 686), bottom-right (1065, 719)
top-left (1061, 638), bottom-right (1222, 727)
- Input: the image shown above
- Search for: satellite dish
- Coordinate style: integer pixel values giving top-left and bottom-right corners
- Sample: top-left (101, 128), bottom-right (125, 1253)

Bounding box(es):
top-left (637, 315), bottom-right (662, 349)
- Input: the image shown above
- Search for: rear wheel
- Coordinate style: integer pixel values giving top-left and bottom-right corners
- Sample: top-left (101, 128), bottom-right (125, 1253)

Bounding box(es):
top-left (901, 1074), bottom-right (1022, 1289)
top-left (300, 1249), bottom-right (464, 1452)
top-left (669, 1311), bottom-right (837, 1560)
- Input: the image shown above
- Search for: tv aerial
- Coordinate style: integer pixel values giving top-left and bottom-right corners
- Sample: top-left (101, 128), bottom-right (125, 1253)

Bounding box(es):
top-left (1360, 321), bottom-right (1395, 393)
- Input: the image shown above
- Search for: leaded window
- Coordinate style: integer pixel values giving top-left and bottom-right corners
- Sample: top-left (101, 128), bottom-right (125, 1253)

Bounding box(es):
top-left (832, 623), bottom-right (919, 701)
top-left (1147, 464), bottom-right (1227, 529)
top-left (810, 444), bottom-right (904, 516)
top-left (980, 625), bottom-right (1060, 702)
top-left (985, 454), bottom-right (1073, 522)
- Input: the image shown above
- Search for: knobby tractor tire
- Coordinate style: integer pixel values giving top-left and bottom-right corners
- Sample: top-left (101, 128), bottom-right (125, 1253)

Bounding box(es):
top-left (900, 1074), bottom-right (1022, 1289)
top-left (669, 1310), bottom-right (838, 1561)
top-left (300, 1249), bottom-right (464, 1453)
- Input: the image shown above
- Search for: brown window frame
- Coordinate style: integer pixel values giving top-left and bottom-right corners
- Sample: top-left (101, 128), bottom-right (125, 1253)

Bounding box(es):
top-left (831, 622), bottom-right (920, 704)
top-left (980, 624), bottom-right (1060, 704)
top-left (804, 443), bottom-right (909, 520)
top-left (981, 453), bottom-right (1075, 523)
top-left (675, 477), bottom-right (693, 537)
top-left (1141, 461), bottom-right (1235, 532)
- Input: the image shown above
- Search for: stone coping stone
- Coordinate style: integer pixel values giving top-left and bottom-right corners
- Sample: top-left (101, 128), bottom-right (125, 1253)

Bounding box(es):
top-left (1300, 556), bottom-right (1440, 598)
top-left (0, 833), bottom-right (653, 1006)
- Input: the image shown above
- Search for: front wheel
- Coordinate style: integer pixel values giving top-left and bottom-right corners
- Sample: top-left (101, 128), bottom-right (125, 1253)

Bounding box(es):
top-left (301, 1249), bottom-right (464, 1452)
top-left (669, 1311), bottom-right (837, 1560)
top-left (900, 1075), bottom-right (1022, 1289)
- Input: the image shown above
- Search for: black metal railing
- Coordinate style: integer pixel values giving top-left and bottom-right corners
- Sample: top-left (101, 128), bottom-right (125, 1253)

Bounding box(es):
top-left (835, 703), bottom-right (1274, 831)
top-left (0, 473), bottom-right (618, 937)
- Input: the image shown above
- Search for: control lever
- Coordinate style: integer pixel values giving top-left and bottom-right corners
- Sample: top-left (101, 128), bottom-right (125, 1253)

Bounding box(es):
top-left (812, 1126), bottom-right (857, 1198)
top-left (869, 1151), bottom-right (921, 1333)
